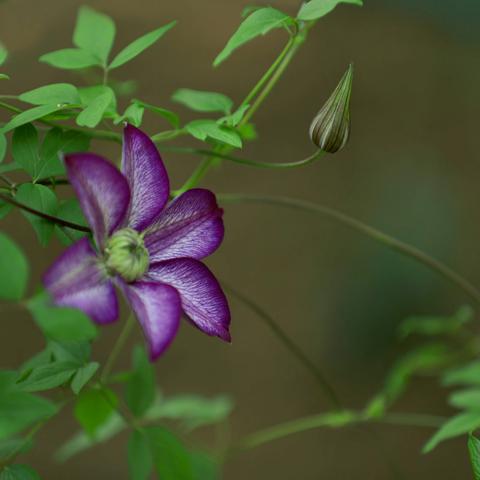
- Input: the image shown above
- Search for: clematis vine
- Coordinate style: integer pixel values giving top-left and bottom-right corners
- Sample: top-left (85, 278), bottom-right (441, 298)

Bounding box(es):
top-left (43, 125), bottom-right (231, 360)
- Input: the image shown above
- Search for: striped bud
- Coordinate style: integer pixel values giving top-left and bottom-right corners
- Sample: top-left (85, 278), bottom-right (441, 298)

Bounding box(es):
top-left (309, 64), bottom-right (353, 153)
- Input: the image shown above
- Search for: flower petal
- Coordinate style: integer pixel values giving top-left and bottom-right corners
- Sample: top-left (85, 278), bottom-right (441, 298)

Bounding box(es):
top-left (43, 238), bottom-right (118, 324)
top-left (144, 189), bottom-right (224, 262)
top-left (147, 259), bottom-right (230, 342)
top-left (122, 281), bottom-right (181, 360)
top-left (122, 124), bottom-right (170, 231)
top-left (65, 153), bottom-right (130, 248)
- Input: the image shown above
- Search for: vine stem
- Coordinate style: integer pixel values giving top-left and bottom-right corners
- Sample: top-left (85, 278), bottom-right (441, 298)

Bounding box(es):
top-left (100, 314), bottom-right (136, 383)
top-left (219, 193), bottom-right (480, 305)
top-left (223, 282), bottom-right (341, 409)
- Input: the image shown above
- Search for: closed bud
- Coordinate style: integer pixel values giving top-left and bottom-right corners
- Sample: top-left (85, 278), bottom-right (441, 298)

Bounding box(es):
top-left (309, 63), bottom-right (353, 153)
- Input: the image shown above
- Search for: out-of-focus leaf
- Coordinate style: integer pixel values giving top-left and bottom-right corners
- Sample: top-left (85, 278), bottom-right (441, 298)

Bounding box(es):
top-left (16, 361), bottom-right (78, 392)
top-left (0, 437), bottom-right (33, 462)
top-left (19, 84), bottom-right (80, 106)
top-left (0, 231), bottom-right (29, 301)
top-left (219, 104), bottom-right (250, 127)
top-left (0, 43), bottom-right (7, 66)
top-left (73, 6), bottom-right (115, 65)
top-left (0, 201), bottom-right (12, 220)
top-left (27, 292), bottom-right (97, 342)
top-left (469, 433), bottom-right (480, 480)
top-left (76, 91), bottom-right (114, 128)
top-left (128, 430), bottom-right (153, 480)
top-left (74, 387), bottom-right (118, 437)
top-left (399, 306), bottom-right (473, 339)
top-left (449, 389), bottom-right (480, 410)
top-left (214, 7), bottom-right (293, 66)
top-left (2, 104), bottom-right (63, 133)
top-left (135, 100), bottom-right (179, 129)
top-left (54, 199), bottom-right (88, 246)
top-left (0, 133), bottom-right (6, 163)
top-left (237, 122), bottom-right (257, 141)
top-left (185, 120), bottom-right (242, 148)
top-left (443, 361), bottom-right (480, 387)
top-left (423, 411), bottom-right (480, 453)
top-left (297, 0), bottom-right (363, 21)
top-left (0, 74), bottom-right (9, 81)
top-left (109, 21), bottom-right (176, 69)
top-left (39, 49), bottom-right (99, 70)
top-left (172, 89), bottom-right (233, 114)
top-left (190, 451), bottom-right (220, 480)
top-left (71, 362), bottom-right (99, 395)
top-left (125, 345), bottom-right (155, 417)
top-left (147, 427), bottom-right (193, 480)
top-left (15, 184), bottom-right (58, 246)
top-left (0, 464), bottom-right (41, 480)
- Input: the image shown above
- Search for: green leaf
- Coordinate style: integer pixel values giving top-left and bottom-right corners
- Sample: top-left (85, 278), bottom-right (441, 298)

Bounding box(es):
top-left (114, 103), bottom-right (144, 127)
top-left (190, 452), bottom-right (220, 480)
top-left (78, 86), bottom-right (117, 115)
top-left (0, 231), bottom-right (29, 301)
top-left (71, 362), bottom-right (100, 395)
top-left (0, 201), bottom-right (12, 220)
top-left (19, 83), bottom-right (80, 106)
top-left (297, 0), bottom-right (363, 21)
top-left (443, 361), bottom-right (480, 387)
top-left (74, 387), bottom-right (118, 438)
top-left (12, 124), bottom-right (39, 177)
top-left (16, 184), bottom-right (58, 246)
top-left (27, 293), bottom-right (97, 342)
top-left (37, 127), bottom-right (90, 180)
top-left (0, 373), bottom-right (57, 441)
top-left (54, 199), bottom-right (88, 246)
top-left (0, 464), bottom-right (41, 480)
top-left (449, 389), bottom-right (480, 410)
top-left (0, 74), bottom-right (9, 81)
top-left (147, 427), bottom-right (193, 480)
top-left (73, 6), bottom-right (115, 65)
top-left (145, 395), bottom-right (233, 430)
top-left (172, 89), bottom-right (233, 114)
top-left (220, 104), bottom-right (250, 127)
top-left (39, 48), bottom-right (99, 70)
top-left (109, 21), bottom-right (176, 69)
top-left (128, 430), bottom-right (153, 480)
top-left (213, 7), bottom-right (293, 67)
top-left (16, 361), bottom-right (78, 392)
top-left (0, 133), bottom-right (6, 163)
top-left (399, 306), bottom-right (473, 339)
top-left (0, 438), bottom-right (33, 462)
top-left (469, 434), bottom-right (480, 480)
top-left (423, 411), bottom-right (480, 453)
top-left (125, 345), bottom-right (156, 417)
top-left (48, 340), bottom-right (91, 365)
top-left (0, 43), bottom-right (7, 67)
top-left (76, 90), bottom-right (114, 128)
top-left (135, 100), bottom-right (180, 129)
top-left (2, 105), bottom-right (63, 133)
top-left (185, 120), bottom-right (242, 148)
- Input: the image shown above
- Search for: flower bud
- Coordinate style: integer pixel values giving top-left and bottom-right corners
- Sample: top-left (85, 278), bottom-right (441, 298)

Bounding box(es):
top-left (309, 63), bottom-right (353, 153)
top-left (105, 228), bottom-right (149, 283)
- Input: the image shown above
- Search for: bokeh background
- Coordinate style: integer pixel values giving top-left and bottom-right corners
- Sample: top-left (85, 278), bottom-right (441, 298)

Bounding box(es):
top-left (1, 0), bottom-right (480, 478)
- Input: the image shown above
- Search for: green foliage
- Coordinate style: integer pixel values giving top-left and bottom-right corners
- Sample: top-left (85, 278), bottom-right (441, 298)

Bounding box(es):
top-left (27, 292), bottom-right (97, 342)
top-left (214, 7), bottom-right (293, 67)
top-left (449, 389), bottom-right (480, 410)
top-left (297, 0), bottom-right (363, 21)
top-left (0, 464), bottom-right (41, 480)
top-left (16, 184), bottom-right (58, 246)
top-left (469, 434), bottom-right (480, 480)
top-left (190, 451), bottom-right (220, 480)
top-left (109, 22), bottom-right (177, 69)
top-left (16, 361), bottom-right (78, 392)
top-left (70, 363), bottom-right (100, 395)
top-left (125, 345), bottom-right (155, 417)
top-left (398, 305), bottom-right (473, 339)
top-left (128, 430), bottom-right (153, 480)
top-left (76, 90), bottom-right (115, 128)
top-left (134, 101), bottom-right (180, 129)
top-left (0, 133), bottom-right (6, 163)
top-left (172, 89), bottom-right (233, 114)
top-left (0, 43), bottom-right (7, 66)
top-left (73, 6), bottom-right (115, 66)
top-left (115, 103), bottom-right (144, 128)
top-left (185, 120), bottom-right (242, 148)
top-left (39, 49), bottom-right (99, 70)
top-left (74, 387), bottom-right (118, 437)
top-left (12, 124), bottom-right (39, 178)
top-left (423, 411), bottom-right (480, 453)
top-left (0, 231), bottom-right (29, 301)
top-left (443, 361), bottom-right (480, 387)
top-left (0, 371), bottom-right (57, 441)
top-left (19, 84), bottom-right (80, 106)
top-left (2, 105), bottom-right (63, 133)
top-left (54, 199), bottom-right (89, 246)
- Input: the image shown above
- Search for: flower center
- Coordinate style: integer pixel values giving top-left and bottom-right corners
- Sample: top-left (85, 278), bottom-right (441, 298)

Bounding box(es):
top-left (104, 228), bottom-right (149, 282)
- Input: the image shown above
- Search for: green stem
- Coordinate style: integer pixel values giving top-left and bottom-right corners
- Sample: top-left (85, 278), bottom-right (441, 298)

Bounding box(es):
top-left (223, 282), bottom-right (341, 410)
top-left (219, 193), bottom-right (480, 305)
top-left (100, 314), bottom-right (135, 383)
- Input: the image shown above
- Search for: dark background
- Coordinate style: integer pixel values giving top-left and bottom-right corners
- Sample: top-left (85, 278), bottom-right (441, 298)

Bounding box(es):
top-left (1, 0), bottom-right (480, 478)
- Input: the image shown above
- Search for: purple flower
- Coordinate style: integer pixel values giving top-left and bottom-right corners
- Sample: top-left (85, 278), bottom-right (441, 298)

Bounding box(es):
top-left (43, 125), bottom-right (230, 360)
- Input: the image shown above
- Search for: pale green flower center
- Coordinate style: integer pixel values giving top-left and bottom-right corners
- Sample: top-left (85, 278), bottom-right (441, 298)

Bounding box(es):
top-left (104, 228), bottom-right (149, 283)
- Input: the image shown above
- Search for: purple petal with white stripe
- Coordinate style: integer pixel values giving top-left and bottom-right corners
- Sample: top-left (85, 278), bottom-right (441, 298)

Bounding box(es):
top-left (122, 281), bottom-right (181, 360)
top-left (43, 238), bottom-right (118, 324)
top-left (65, 153), bottom-right (130, 248)
top-left (147, 259), bottom-right (230, 341)
top-left (122, 125), bottom-right (170, 231)
top-left (144, 189), bottom-right (224, 262)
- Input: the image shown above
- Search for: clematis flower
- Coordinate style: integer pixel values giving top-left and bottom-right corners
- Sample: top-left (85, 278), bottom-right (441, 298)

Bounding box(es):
top-left (43, 124), bottom-right (230, 360)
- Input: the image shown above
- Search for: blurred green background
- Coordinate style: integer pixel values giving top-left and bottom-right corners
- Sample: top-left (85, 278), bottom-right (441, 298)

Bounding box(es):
top-left (1, 0), bottom-right (479, 478)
